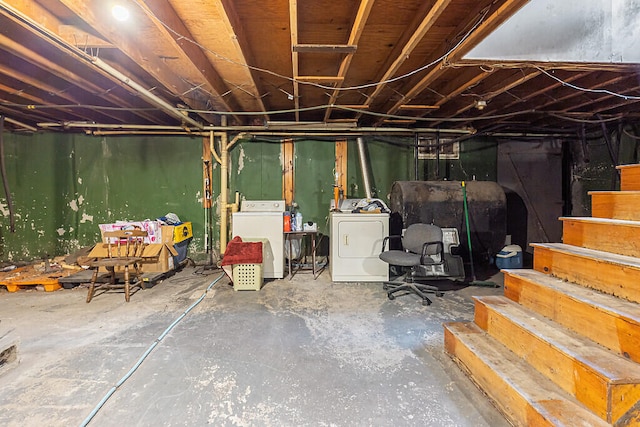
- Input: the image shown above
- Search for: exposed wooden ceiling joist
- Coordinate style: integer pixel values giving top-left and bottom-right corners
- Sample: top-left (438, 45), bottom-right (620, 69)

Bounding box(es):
top-left (385, 0), bottom-right (531, 117)
top-left (293, 44), bottom-right (357, 53)
top-left (289, 0), bottom-right (300, 122)
top-left (1, 0), bottom-right (639, 134)
top-left (55, 0), bottom-right (230, 124)
top-left (361, 0), bottom-right (452, 112)
top-left (323, 0), bottom-right (375, 121)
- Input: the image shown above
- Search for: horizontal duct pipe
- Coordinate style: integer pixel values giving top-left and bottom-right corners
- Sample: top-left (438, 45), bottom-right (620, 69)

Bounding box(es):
top-left (90, 57), bottom-right (204, 130)
top-left (37, 121), bottom-right (476, 135)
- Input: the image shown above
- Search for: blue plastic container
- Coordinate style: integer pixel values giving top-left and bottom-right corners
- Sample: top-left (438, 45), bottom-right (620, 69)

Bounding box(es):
top-left (173, 238), bottom-right (192, 265)
top-left (495, 244), bottom-right (523, 269)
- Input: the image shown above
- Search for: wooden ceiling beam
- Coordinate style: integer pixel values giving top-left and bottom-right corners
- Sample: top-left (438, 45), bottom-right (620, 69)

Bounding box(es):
top-left (216, 0), bottom-right (269, 121)
top-left (399, 104), bottom-right (440, 110)
top-left (0, 104), bottom-right (52, 126)
top-left (57, 25), bottom-right (113, 49)
top-left (498, 71), bottom-right (592, 111)
top-left (289, 0), bottom-right (300, 121)
top-left (385, 0), bottom-right (531, 116)
top-left (133, 0), bottom-right (245, 122)
top-left (293, 44), bottom-right (357, 53)
top-left (323, 0), bottom-right (376, 121)
top-left (433, 72), bottom-right (489, 107)
top-left (0, 0), bottom-right (162, 123)
top-left (0, 32), bottom-right (160, 124)
top-left (0, 79), bottom-right (105, 123)
top-left (525, 77), bottom-right (640, 128)
top-left (587, 95), bottom-right (640, 116)
top-left (532, 74), bottom-right (631, 112)
top-left (0, 60), bottom-right (135, 124)
top-left (55, 0), bottom-right (229, 124)
top-left (429, 69), bottom-right (541, 127)
top-left (296, 76), bottom-right (344, 83)
top-left (361, 0), bottom-right (452, 112)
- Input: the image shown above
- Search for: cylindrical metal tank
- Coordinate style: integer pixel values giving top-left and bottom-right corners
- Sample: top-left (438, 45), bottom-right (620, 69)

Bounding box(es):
top-left (389, 181), bottom-right (507, 262)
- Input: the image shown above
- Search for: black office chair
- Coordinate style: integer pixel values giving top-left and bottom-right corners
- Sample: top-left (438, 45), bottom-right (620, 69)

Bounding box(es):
top-left (379, 223), bottom-right (464, 305)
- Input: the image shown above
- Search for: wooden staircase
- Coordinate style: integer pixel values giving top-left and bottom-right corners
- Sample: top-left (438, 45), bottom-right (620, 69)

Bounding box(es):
top-left (444, 164), bottom-right (640, 426)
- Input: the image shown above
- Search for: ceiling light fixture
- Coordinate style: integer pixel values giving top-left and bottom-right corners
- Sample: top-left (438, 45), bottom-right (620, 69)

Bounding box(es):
top-left (474, 100), bottom-right (487, 111)
top-left (112, 4), bottom-right (130, 22)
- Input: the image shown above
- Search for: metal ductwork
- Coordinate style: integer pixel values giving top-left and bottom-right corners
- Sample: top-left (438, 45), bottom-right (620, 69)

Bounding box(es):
top-left (356, 137), bottom-right (373, 199)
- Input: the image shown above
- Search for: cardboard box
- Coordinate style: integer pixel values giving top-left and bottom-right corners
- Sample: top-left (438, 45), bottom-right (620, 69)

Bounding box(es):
top-left (139, 244), bottom-right (178, 273)
top-left (99, 220), bottom-right (162, 244)
top-left (160, 222), bottom-right (193, 244)
top-left (88, 242), bottom-right (178, 273)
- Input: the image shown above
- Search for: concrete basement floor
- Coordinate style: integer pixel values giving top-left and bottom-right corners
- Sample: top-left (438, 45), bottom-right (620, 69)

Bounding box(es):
top-left (0, 266), bottom-right (510, 427)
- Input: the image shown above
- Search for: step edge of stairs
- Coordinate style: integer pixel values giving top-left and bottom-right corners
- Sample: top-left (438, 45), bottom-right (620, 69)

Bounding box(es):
top-left (559, 216), bottom-right (640, 226)
top-left (530, 242), bottom-right (640, 268)
top-left (617, 164), bottom-right (640, 170)
top-left (503, 268), bottom-right (640, 324)
top-left (444, 321), bottom-right (610, 427)
top-left (589, 190), bottom-right (640, 195)
top-left (474, 295), bottom-right (640, 382)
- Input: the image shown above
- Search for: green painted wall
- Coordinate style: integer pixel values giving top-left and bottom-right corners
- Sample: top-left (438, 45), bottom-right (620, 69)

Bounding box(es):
top-left (0, 133), bottom-right (205, 262)
top-left (1, 132), bottom-right (499, 263)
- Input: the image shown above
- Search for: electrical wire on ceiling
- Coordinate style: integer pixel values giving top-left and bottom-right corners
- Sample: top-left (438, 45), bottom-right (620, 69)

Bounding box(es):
top-left (0, 101), bottom-right (159, 112)
top-left (446, 61), bottom-right (640, 101)
top-left (535, 66), bottom-right (640, 101)
top-left (10, 96), bottom-right (628, 127)
top-left (548, 112), bottom-right (626, 124)
top-left (3, 99), bottom-right (541, 123)
top-left (130, 0), bottom-right (490, 93)
top-left (623, 127), bottom-right (640, 140)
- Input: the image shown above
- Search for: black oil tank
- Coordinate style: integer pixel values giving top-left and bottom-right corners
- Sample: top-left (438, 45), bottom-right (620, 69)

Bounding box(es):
top-left (389, 180), bottom-right (507, 262)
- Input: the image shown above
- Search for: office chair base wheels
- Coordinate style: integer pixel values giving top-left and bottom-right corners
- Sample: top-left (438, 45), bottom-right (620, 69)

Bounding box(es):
top-left (387, 292), bottom-right (395, 300)
top-left (421, 298), bottom-right (432, 306)
top-left (436, 292), bottom-right (444, 297)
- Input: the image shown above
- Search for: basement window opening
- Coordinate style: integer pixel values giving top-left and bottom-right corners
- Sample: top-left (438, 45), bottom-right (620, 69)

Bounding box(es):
top-left (418, 137), bottom-right (460, 160)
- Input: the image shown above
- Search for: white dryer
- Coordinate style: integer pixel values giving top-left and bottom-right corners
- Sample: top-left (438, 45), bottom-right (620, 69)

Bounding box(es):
top-left (232, 200), bottom-right (285, 279)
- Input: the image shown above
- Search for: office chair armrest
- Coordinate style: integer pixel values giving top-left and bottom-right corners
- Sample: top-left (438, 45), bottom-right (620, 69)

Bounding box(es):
top-left (381, 235), bottom-right (402, 252)
top-left (420, 240), bottom-right (444, 264)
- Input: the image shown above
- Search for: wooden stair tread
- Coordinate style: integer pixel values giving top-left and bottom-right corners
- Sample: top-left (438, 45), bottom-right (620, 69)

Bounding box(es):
top-left (503, 269), bottom-right (640, 363)
top-left (588, 190), bottom-right (640, 195)
top-left (559, 216), bottom-right (640, 227)
top-left (504, 268), bottom-right (640, 324)
top-left (444, 321), bottom-right (610, 427)
top-left (532, 243), bottom-right (640, 304)
top-left (617, 164), bottom-right (640, 170)
top-left (560, 217), bottom-right (640, 258)
top-left (618, 164), bottom-right (640, 191)
top-left (589, 191), bottom-right (640, 220)
top-left (475, 295), bottom-right (640, 383)
top-left (530, 242), bottom-right (640, 269)
top-left (475, 296), bottom-right (640, 423)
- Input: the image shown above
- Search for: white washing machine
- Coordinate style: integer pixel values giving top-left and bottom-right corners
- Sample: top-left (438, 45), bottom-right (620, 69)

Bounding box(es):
top-left (232, 200), bottom-right (285, 279)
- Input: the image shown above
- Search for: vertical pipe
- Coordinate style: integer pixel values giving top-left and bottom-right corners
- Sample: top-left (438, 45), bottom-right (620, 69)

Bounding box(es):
top-left (0, 116), bottom-right (15, 232)
top-left (414, 134), bottom-right (419, 180)
top-left (356, 137), bottom-right (373, 199)
top-left (220, 116), bottom-right (229, 254)
top-left (435, 130), bottom-right (440, 179)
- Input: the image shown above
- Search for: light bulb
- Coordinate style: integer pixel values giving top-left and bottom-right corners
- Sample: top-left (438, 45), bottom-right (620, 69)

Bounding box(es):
top-left (112, 5), bottom-right (130, 22)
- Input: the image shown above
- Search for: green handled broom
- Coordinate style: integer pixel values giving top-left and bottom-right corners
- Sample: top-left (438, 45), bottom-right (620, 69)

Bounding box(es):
top-left (461, 181), bottom-right (499, 287)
